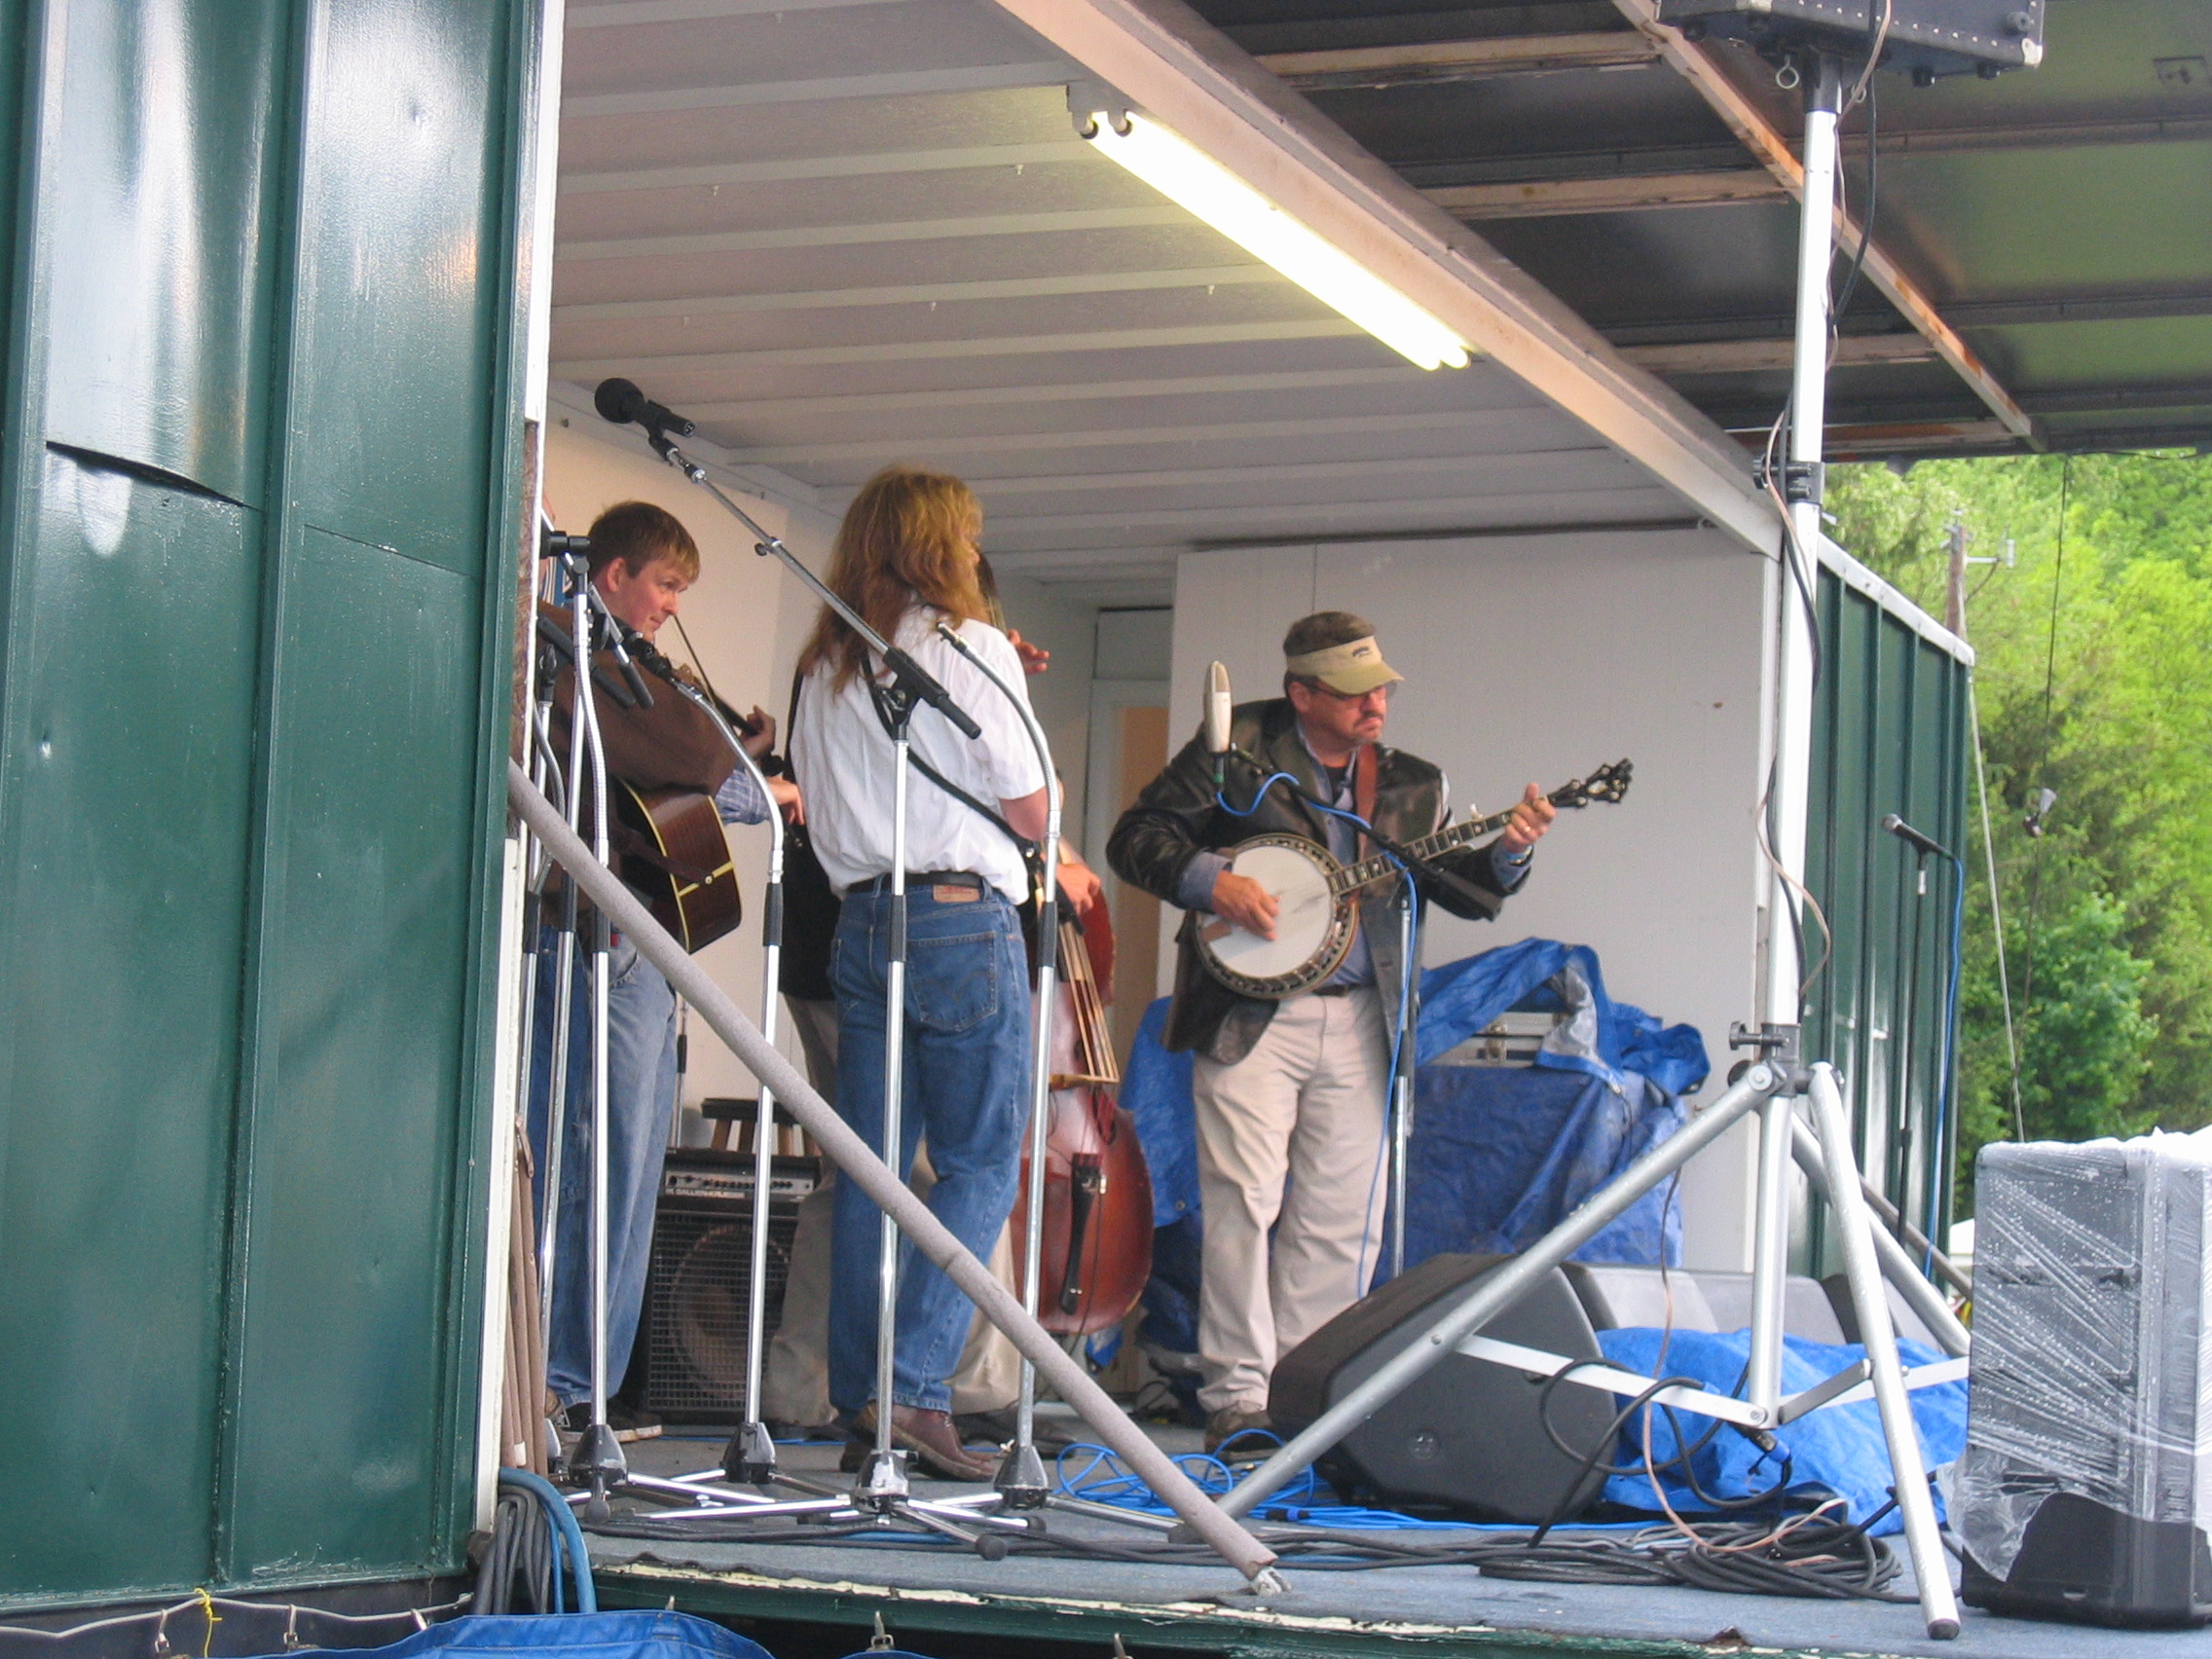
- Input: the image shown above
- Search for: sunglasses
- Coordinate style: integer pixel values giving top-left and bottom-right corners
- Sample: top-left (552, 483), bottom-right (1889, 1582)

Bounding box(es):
top-left (1303, 680), bottom-right (1398, 705)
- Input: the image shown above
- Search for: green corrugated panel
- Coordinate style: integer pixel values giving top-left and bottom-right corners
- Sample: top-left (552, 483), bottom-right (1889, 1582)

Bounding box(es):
top-left (1802, 569), bottom-right (1971, 1275)
top-left (0, 0), bottom-right (532, 1610)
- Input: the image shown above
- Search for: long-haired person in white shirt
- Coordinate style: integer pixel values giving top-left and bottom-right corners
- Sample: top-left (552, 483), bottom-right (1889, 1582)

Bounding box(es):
top-left (789, 466), bottom-right (1047, 1482)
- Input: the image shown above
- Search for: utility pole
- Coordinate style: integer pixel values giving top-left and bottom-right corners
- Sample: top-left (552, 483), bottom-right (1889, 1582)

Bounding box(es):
top-left (1945, 511), bottom-right (1969, 637)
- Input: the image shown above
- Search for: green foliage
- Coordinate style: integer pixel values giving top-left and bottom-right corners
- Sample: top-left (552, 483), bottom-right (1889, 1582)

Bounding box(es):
top-left (1828, 453), bottom-right (2212, 1194)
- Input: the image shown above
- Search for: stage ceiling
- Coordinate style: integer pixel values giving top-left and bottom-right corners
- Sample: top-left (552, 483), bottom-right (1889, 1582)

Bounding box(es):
top-left (551, 0), bottom-right (2209, 605)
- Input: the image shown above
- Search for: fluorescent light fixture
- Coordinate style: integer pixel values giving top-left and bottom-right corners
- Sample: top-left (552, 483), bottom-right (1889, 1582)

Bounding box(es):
top-left (1080, 109), bottom-right (1471, 371)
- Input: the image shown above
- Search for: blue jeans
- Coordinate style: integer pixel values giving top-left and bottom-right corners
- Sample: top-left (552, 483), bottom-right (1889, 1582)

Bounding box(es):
top-left (828, 884), bottom-right (1030, 1415)
top-left (527, 921), bottom-right (679, 1406)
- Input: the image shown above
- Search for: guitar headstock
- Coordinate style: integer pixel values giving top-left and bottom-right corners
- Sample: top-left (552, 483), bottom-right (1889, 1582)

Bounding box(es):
top-left (1553, 758), bottom-right (1633, 810)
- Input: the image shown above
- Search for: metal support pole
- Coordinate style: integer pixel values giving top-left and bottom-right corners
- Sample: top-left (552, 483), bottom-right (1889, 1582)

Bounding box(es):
top-left (506, 760), bottom-right (1282, 1586)
top-left (1746, 1093), bottom-right (1795, 1416)
top-left (1788, 1116), bottom-right (1970, 1356)
top-left (1808, 1064), bottom-right (1961, 1639)
top-left (1762, 54), bottom-right (1843, 1031)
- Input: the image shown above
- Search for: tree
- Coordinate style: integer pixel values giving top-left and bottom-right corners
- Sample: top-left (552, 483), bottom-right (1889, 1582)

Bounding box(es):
top-left (1827, 453), bottom-right (2212, 1195)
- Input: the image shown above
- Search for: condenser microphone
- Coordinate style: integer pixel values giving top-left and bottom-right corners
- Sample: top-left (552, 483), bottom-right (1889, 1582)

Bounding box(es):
top-left (1204, 661), bottom-right (1234, 790)
top-left (593, 376), bottom-right (695, 437)
top-left (1881, 813), bottom-right (1953, 861)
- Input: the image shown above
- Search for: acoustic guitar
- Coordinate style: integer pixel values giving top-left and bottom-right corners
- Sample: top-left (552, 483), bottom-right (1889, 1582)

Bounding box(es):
top-left (1196, 758), bottom-right (1633, 998)
top-left (613, 782), bottom-right (744, 954)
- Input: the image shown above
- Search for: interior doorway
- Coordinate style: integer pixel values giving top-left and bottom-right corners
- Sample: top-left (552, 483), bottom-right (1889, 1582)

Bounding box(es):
top-left (1085, 680), bottom-right (1172, 1068)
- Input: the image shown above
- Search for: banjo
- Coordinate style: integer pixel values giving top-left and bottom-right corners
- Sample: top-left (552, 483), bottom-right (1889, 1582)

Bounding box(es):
top-left (1196, 759), bottom-right (1633, 998)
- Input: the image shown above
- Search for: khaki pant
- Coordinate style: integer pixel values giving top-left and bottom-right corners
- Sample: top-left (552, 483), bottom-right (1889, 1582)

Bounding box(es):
top-left (758, 995), bottom-right (1020, 1426)
top-left (1192, 986), bottom-right (1390, 1414)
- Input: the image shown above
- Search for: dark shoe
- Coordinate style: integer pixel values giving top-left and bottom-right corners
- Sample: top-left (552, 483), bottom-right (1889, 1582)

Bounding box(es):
top-left (853, 1403), bottom-right (1000, 1482)
top-left (556, 1398), bottom-right (663, 1443)
top-left (1202, 1405), bottom-right (1272, 1457)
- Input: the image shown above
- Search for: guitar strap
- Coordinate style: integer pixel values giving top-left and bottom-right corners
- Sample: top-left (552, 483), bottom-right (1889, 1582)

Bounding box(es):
top-left (1353, 741), bottom-right (1380, 862)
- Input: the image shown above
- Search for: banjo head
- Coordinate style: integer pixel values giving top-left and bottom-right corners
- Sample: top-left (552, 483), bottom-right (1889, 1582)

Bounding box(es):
top-left (1198, 833), bottom-right (1356, 998)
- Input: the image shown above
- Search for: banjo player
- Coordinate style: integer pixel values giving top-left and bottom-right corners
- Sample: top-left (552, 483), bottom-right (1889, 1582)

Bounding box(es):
top-left (1105, 610), bottom-right (1556, 1454)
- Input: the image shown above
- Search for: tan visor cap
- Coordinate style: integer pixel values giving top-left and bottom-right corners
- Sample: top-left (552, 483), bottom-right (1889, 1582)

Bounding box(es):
top-left (1285, 635), bottom-right (1403, 695)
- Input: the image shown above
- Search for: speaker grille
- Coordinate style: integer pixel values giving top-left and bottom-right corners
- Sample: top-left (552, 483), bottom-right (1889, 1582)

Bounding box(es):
top-left (638, 1154), bottom-right (809, 1421)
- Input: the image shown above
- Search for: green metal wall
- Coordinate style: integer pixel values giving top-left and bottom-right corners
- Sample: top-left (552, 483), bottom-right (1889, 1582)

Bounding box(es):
top-left (0, 0), bottom-right (534, 1609)
top-left (1802, 565), bottom-right (1972, 1271)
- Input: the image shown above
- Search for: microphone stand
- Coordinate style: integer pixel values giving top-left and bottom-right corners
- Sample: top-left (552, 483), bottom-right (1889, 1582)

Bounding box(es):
top-left (641, 430), bottom-right (1030, 1552)
top-left (928, 629), bottom-right (1215, 1542)
top-left (544, 552), bottom-right (628, 1520)
top-left (518, 594), bottom-right (568, 1469)
top-left (635, 662), bottom-right (857, 1513)
top-left (930, 622), bottom-right (1057, 1512)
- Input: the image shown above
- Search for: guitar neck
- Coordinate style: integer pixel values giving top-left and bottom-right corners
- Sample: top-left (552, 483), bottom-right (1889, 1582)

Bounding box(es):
top-left (1327, 802), bottom-right (1525, 899)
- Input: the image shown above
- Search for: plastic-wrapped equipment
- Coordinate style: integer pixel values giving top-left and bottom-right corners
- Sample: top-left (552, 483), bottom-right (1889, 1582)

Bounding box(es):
top-left (1956, 1132), bottom-right (2212, 1626)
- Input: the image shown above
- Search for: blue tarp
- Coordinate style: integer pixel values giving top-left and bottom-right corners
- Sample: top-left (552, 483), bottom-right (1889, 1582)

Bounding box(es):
top-left (1121, 997), bottom-right (1199, 1231)
top-left (1593, 1328), bottom-right (1969, 1534)
top-left (1417, 938), bottom-right (1708, 1094)
top-left (300, 1613), bottom-right (773, 1659)
top-left (1392, 1066), bottom-right (1683, 1275)
top-left (1120, 940), bottom-right (1705, 1263)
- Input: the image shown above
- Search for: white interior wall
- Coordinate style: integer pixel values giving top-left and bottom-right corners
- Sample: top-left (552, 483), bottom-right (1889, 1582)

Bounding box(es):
top-left (1168, 530), bottom-right (1774, 1270)
top-left (541, 421), bottom-right (839, 1110)
top-left (538, 422), bottom-right (1105, 1107)
top-left (989, 571), bottom-right (1098, 844)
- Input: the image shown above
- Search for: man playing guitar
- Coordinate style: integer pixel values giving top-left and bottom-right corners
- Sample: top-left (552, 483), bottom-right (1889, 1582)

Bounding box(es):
top-left (1106, 611), bottom-right (1554, 1452)
top-left (534, 499), bottom-right (796, 1442)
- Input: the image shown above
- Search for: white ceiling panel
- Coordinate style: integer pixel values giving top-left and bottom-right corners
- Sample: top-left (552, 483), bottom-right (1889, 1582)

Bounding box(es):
top-left (551, 0), bottom-right (1717, 602)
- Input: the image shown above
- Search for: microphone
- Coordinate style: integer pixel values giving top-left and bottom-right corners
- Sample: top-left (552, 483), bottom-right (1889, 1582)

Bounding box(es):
top-left (594, 376), bottom-right (695, 437)
top-left (1881, 813), bottom-right (1953, 861)
top-left (1204, 661), bottom-right (1234, 790)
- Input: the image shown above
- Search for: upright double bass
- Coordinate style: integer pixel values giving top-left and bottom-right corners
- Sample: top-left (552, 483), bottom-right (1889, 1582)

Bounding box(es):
top-left (1013, 877), bottom-right (1154, 1335)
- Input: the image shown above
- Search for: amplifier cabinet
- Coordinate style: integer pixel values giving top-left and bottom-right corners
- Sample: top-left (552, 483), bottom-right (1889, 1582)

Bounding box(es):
top-left (637, 1150), bottom-right (816, 1423)
top-left (1958, 1137), bottom-right (2212, 1626)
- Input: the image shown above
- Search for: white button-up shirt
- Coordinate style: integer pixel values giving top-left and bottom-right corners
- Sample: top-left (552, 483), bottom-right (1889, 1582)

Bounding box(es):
top-left (791, 608), bottom-right (1046, 903)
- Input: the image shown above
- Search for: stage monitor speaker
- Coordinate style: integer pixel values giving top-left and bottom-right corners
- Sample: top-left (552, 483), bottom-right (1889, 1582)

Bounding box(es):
top-left (1653, 0), bottom-right (2043, 79)
top-left (636, 1149), bottom-right (815, 1423)
top-left (1270, 1253), bottom-right (1614, 1524)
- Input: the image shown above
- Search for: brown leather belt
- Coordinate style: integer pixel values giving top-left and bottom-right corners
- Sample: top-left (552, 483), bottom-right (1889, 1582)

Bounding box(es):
top-left (844, 870), bottom-right (987, 898)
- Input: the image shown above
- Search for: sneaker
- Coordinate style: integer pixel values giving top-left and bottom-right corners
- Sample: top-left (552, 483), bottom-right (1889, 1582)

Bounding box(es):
top-left (556, 1398), bottom-right (663, 1443)
top-left (1202, 1405), bottom-right (1273, 1457)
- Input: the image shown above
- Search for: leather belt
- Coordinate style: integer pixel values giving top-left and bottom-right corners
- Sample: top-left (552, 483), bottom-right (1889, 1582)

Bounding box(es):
top-left (845, 870), bottom-right (987, 898)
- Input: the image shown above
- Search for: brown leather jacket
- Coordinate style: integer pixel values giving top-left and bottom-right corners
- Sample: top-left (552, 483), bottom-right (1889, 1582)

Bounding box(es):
top-left (1106, 698), bottom-right (1522, 1066)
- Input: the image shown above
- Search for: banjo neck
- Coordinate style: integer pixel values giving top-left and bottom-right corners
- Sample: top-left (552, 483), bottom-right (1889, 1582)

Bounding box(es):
top-left (1324, 801), bottom-right (1524, 900)
top-left (1321, 759), bottom-right (1632, 900)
